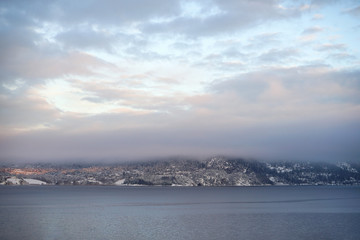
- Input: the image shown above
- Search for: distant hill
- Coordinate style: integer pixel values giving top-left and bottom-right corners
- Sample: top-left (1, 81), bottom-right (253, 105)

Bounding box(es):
top-left (1, 157), bottom-right (360, 186)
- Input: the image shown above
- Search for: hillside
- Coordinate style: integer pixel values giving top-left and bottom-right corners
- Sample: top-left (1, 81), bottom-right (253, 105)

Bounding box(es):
top-left (1, 157), bottom-right (359, 186)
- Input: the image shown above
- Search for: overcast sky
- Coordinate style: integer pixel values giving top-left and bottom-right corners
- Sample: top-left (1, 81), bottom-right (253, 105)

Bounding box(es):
top-left (0, 0), bottom-right (359, 163)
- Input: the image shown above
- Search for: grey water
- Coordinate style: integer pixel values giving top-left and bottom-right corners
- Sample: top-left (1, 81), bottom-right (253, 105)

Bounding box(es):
top-left (0, 186), bottom-right (359, 240)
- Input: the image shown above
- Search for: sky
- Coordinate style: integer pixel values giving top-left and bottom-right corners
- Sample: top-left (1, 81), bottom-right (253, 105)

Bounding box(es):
top-left (0, 0), bottom-right (359, 163)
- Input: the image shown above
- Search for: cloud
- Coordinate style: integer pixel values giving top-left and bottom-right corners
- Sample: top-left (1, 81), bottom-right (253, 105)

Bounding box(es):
top-left (1, 0), bottom-right (181, 27)
top-left (1, 102), bottom-right (359, 162)
top-left (310, 0), bottom-right (340, 7)
top-left (245, 32), bottom-right (281, 49)
top-left (70, 80), bottom-right (188, 113)
top-left (0, 0), bottom-right (181, 59)
top-left (221, 47), bottom-right (247, 59)
top-left (316, 43), bottom-right (347, 52)
top-left (0, 6), bottom-right (119, 83)
top-left (299, 34), bottom-right (318, 42)
top-left (0, 88), bottom-right (60, 131)
top-left (81, 96), bottom-right (105, 104)
top-left (299, 26), bottom-right (323, 43)
top-left (211, 66), bottom-right (360, 106)
top-left (301, 26), bottom-right (323, 35)
top-left (142, 0), bottom-right (303, 37)
top-left (0, 49), bottom-right (116, 83)
top-left (312, 14), bottom-right (324, 20)
top-left (1, 65), bottom-right (360, 162)
top-left (55, 26), bottom-right (118, 51)
top-left (344, 5), bottom-right (360, 17)
top-left (257, 48), bottom-right (298, 63)
top-left (328, 53), bottom-right (357, 61)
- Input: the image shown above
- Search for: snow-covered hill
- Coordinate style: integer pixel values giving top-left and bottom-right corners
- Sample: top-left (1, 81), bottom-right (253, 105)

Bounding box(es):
top-left (1, 157), bottom-right (359, 186)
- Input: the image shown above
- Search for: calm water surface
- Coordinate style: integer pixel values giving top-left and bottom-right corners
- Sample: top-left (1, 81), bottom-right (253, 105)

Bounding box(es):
top-left (0, 185), bottom-right (359, 240)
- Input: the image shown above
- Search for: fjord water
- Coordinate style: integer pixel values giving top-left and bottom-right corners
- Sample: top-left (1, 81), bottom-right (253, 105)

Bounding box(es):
top-left (0, 186), bottom-right (359, 240)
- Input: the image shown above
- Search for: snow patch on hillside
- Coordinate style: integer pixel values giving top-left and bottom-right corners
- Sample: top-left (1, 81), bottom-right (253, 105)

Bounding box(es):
top-left (114, 179), bottom-right (125, 185)
top-left (23, 178), bottom-right (47, 185)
